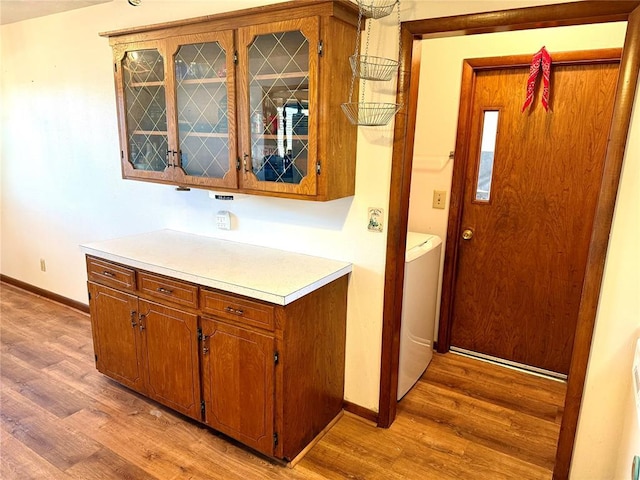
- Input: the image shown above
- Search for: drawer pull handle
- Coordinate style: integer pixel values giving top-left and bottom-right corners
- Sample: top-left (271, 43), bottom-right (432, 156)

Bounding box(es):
top-left (225, 306), bottom-right (244, 316)
top-left (157, 287), bottom-right (173, 295)
top-left (102, 270), bottom-right (116, 277)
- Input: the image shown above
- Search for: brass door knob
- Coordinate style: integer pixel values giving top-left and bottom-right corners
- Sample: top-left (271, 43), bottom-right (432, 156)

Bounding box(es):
top-left (462, 229), bottom-right (474, 240)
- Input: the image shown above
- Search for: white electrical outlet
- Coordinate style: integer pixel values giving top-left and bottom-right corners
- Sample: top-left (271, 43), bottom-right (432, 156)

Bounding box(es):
top-left (216, 210), bottom-right (231, 230)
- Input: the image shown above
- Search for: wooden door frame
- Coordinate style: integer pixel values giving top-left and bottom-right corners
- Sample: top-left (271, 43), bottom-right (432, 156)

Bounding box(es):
top-left (439, 48), bottom-right (623, 366)
top-left (378, 2), bottom-right (640, 480)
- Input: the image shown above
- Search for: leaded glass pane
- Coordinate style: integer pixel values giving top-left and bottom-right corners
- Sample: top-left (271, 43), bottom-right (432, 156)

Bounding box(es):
top-left (123, 49), bottom-right (168, 172)
top-left (176, 42), bottom-right (230, 178)
top-left (248, 31), bottom-right (309, 184)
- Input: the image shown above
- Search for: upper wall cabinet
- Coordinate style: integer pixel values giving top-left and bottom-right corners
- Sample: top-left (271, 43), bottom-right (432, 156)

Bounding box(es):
top-left (102, 1), bottom-right (360, 201)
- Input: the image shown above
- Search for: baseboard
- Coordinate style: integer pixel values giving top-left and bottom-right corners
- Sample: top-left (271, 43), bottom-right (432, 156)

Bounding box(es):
top-left (342, 400), bottom-right (379, 425)
top-left (286, 410), bottom-right (343, 468)
top-left (1, 275), bottom-right (90, 314)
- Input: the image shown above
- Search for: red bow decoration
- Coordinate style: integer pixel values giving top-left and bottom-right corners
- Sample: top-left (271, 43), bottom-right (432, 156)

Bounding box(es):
top-left (522, 46), bottom-right (552, 112)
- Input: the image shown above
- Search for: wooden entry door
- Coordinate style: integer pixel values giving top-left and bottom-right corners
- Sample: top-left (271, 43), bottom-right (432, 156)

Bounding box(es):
top-left (446, 52), bottom-right (619, 375)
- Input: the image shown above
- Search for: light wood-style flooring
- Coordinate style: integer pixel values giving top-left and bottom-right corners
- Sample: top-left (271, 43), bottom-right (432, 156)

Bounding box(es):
top-left (1, 282), bottom-right (566, 479)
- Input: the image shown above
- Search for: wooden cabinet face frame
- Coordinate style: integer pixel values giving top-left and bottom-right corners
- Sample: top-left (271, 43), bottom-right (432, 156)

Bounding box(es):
top-left (86, 253), bottom-right (347, 461)
top-left (139, 299), bottom-right (202, 420)
top-left (88, 282), bottom-right (146, 393)
top-left (237, 17), bottom-right (320, 197)
top-left (103, 1), bottom-right (358, 201)
top-left (114, 40), bottom-right (173, 183)
top-left (165, 31), bottom-right (239, 190)
top-left (200, 318), bottom-right (275, 456)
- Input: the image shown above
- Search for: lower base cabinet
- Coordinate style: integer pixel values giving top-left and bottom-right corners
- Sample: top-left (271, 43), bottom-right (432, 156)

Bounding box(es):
top-left (201, 319), bottom-right (275, 455)
top-left (139, 300), bottom-right (201, 420)
top-left (89, 284), bottom-right (144, 393)
top-left (86, 255), bottom-right (348, 461)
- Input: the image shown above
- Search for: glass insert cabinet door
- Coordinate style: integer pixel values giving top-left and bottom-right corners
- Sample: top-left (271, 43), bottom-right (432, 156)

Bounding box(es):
top-left (119, 46), bottom-right (169, 177)
top-left (168, 31), bottom-right (237, 189)
top-left (238, 18), bottom-right (319, 196)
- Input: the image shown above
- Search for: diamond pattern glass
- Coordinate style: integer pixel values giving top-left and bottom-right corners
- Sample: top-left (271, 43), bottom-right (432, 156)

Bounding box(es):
top-left (248, 31), bottom-right (309, 184)
top-left (176, 42), bottom-right (230, 178)
top-left (123, 49), bottom-right (168, 172)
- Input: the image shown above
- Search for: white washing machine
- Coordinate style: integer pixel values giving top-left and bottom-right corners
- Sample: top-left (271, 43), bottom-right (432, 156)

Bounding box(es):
top-left (397, 232), bottom-right (442, 400)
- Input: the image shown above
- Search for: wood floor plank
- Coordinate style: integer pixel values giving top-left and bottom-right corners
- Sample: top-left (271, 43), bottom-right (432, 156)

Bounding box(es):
top-left (422, 354), bottom-right (565, 422)
top-left (0, 432), bottom-right (72, 480)
top-left (0, 350), bottom-right (43, 390)
top-left (1, 282), bottom-right (565, 479)
top-left (399, 380), bottom-right (559, 469)
top-left (0, 388), bottom-right (102, 472)
top-left (65, 448), bottom-right (161, 480)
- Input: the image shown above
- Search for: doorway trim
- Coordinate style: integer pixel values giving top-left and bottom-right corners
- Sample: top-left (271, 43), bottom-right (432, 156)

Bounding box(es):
top-left (378, 2), bottom-right (640, 480)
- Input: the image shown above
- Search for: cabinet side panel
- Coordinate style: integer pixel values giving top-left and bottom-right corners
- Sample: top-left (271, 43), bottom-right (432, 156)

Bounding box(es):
top-left (281, 275), bottom-right (348, 459)
top-left (319, 17), bottom-right (358, 200)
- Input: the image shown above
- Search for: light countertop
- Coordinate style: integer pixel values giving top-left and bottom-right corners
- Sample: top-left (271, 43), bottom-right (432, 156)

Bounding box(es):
top-left (80, 230), bottom-right (352, 305)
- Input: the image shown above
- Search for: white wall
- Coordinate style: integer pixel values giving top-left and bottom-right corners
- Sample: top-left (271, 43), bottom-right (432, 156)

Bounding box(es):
top-left (0, 0), bottom-right (386, 412)
top-left (571, 80), bottom-right (640, 480)
top-left (1, 1), bottom-right (638, 477)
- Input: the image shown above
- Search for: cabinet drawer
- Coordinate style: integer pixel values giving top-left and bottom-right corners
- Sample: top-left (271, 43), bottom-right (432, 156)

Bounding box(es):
top-left (200, 289), bottom-right (274, 331)
top-left (138, 272), bottom-right (198, 309)
top-left (87, 257), bottom-right (136, 291)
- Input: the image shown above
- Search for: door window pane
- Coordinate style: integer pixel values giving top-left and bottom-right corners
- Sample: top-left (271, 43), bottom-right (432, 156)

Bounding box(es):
top-left (248, 30), bottom-right (309, 184)
top-left (123, 49), bottom-right (168, 172)
top-left (476, 110), bottom-right (499, 201)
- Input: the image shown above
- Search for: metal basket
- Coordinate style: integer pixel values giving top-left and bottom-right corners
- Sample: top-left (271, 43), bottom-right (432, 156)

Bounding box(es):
top-left (356, 0), bottom-right (399, 19)
top-left (341, 102), bottom-right (402, 126)
top-left (350, 55), bottom-right (399, 81)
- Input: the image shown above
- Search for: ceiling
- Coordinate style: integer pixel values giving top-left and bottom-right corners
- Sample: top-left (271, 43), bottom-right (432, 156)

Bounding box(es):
top-left (0, 0), bottom-right (113, 26)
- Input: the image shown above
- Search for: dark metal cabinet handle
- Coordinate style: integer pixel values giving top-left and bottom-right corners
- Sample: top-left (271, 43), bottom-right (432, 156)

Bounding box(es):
top-left (157, 287), bottom-right (173, 295)
top-left (225, 306), bottom-right (244, 316)
top-left (130, 310), bottom-right (137, 328)
top-left (102, 270), bottom-right (115, 277)
top-left (139, 314), bottom-right (146, 332)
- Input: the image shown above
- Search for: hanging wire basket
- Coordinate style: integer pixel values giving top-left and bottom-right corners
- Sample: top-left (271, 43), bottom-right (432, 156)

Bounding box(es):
top-left (350, 55), bottom-right (399, 81)
top-left (356, 0), bottom-right (399, 19)
top-left (341, 102), bottom-right (402, 127)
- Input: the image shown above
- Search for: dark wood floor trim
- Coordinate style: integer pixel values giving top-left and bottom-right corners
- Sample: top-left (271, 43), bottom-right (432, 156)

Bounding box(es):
top-left (1, 275), bottom-right (90, 314)
top-left (343, 400), bottom-right (379, 424)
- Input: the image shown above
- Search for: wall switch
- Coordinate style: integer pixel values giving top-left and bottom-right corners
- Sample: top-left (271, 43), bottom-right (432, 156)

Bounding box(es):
top-left (40, 258), bottom-right (46, 272)
top-left (433, 190), bottom-right (446, 209)
top-left (216, 210), bottom-right (231, 230)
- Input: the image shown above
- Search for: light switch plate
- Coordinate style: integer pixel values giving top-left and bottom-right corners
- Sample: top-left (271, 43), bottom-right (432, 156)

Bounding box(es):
top-left (433, 190), bottom-right (446, 209)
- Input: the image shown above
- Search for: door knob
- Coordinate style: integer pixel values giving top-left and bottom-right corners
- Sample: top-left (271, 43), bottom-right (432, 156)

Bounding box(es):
top-left (462, 228), bottom-right (474, 240)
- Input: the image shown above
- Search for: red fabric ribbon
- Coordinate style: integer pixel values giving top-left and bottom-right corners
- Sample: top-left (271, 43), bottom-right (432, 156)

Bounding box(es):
top-left (522, 46), bottom-right (552, 112)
